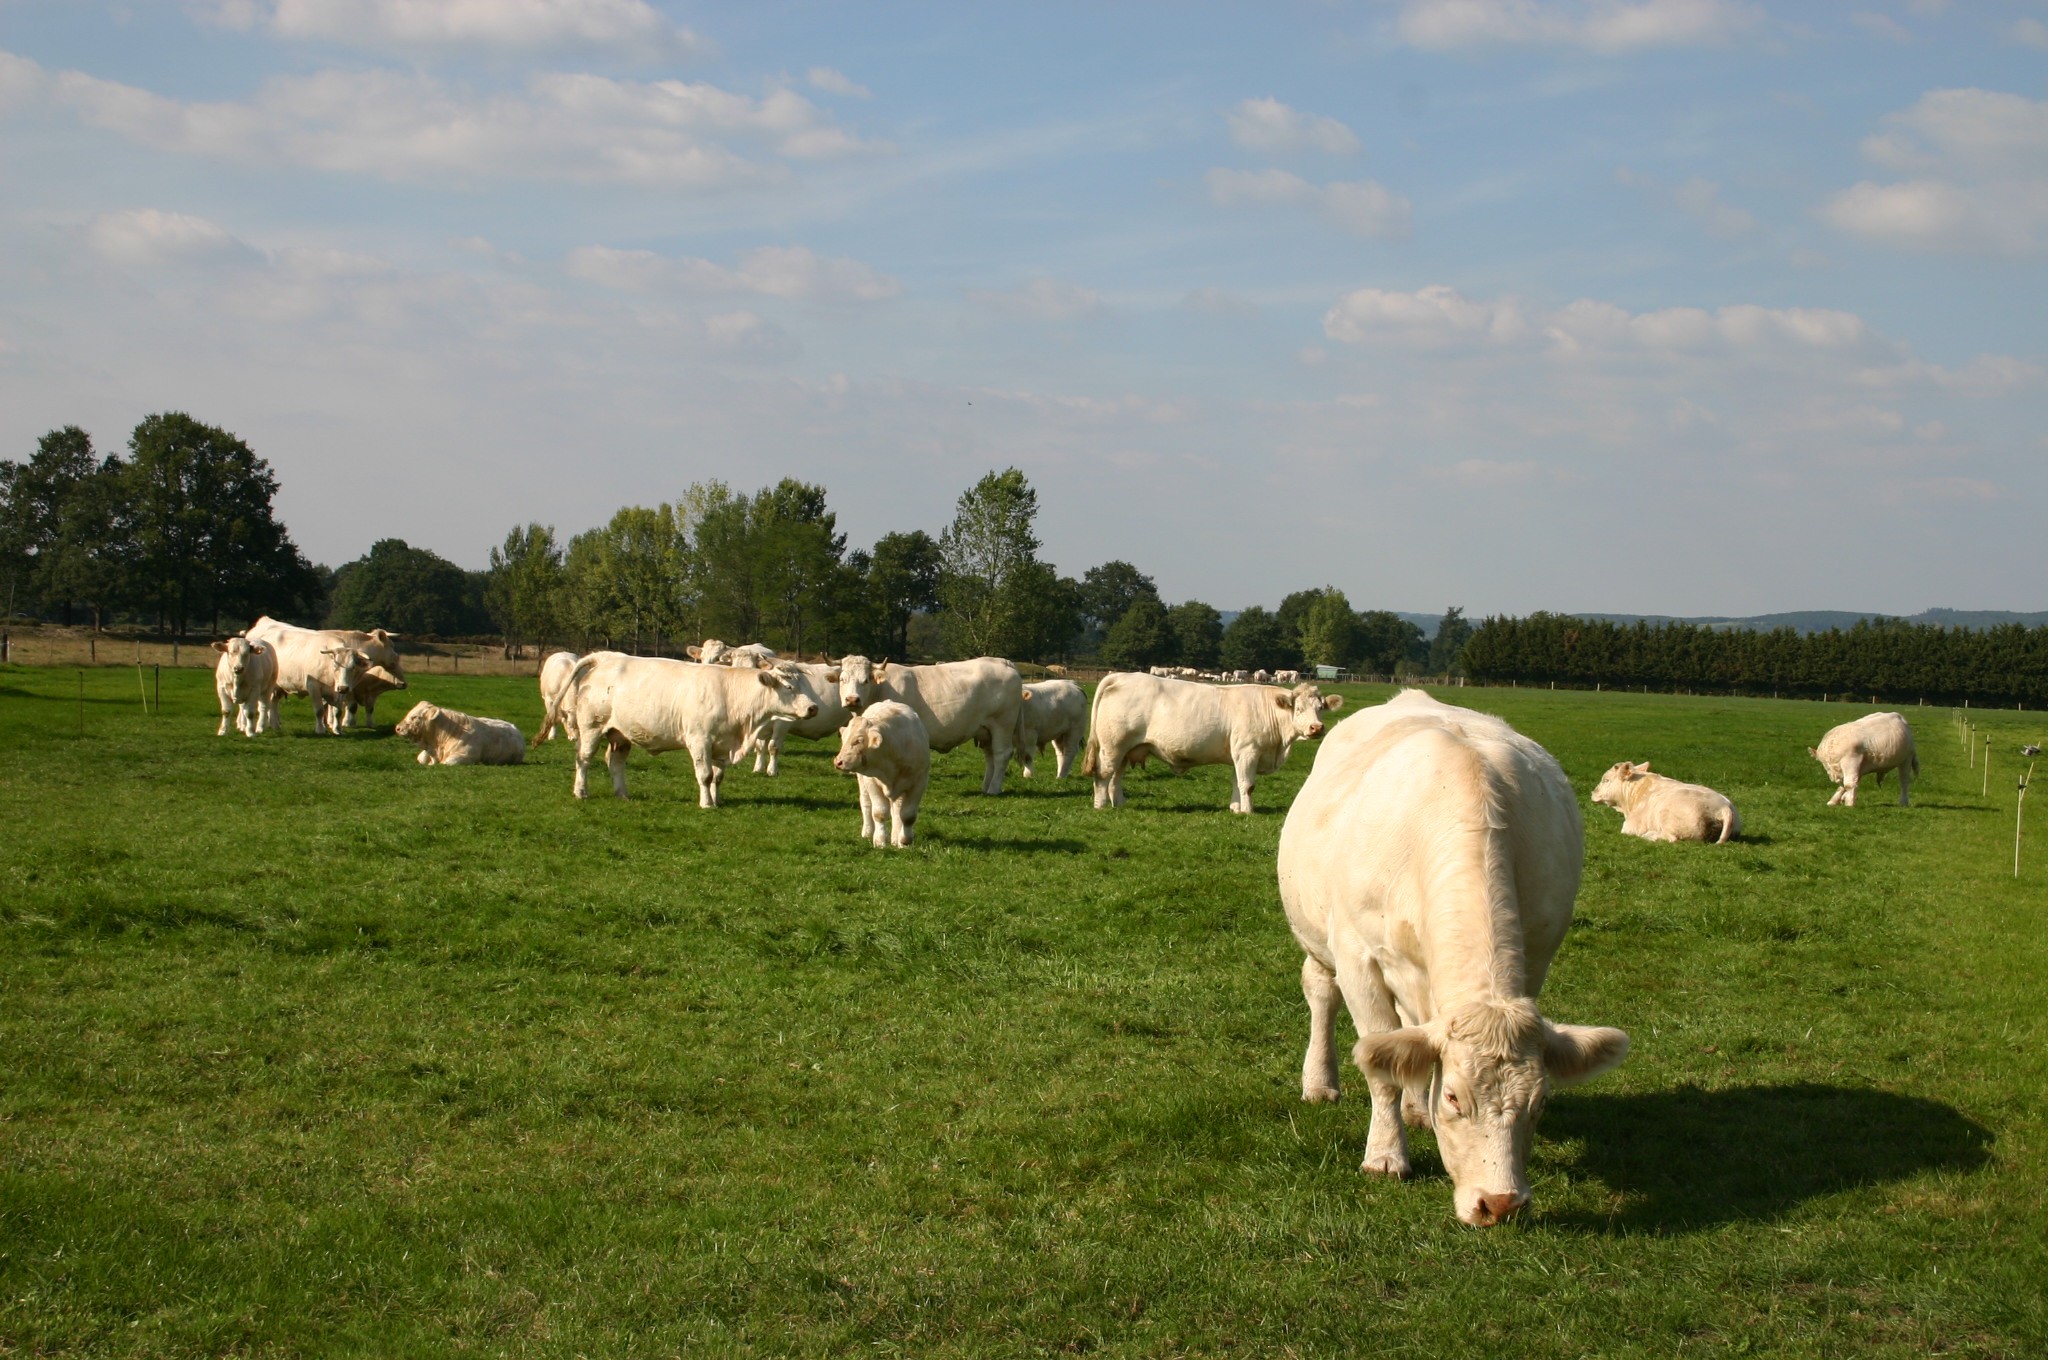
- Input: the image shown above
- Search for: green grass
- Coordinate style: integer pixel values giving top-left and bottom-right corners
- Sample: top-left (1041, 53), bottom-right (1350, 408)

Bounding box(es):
top-left (1, 667), bottom-right (2044, 1357)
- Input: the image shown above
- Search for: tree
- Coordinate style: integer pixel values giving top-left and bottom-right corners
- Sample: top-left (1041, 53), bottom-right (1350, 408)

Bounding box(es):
top-left (1429, 606), bottom-right (1474, 675)
top-left (486, 523), bottom-right (565, 655)
top-left (1080, 560), bottom-right (1159, 632)
top-left (1357, 609), bottom-right (1427, 677)
top-left (938, 467), bottom-right (1042, 658)
top-left (42, 460), bottom-right (136, 631)
top-left (865, 530), bottom-right (943, 658)
top-left (1167, 600), bottom-right (1223, 668)
top-left (1275, 588), bottom-right (1323, 662)
top-left (752, 478), bottom-right (846, 657)
top-left (1299, 588), bottom-right (1360, 670)
top-left (1, 426), bottom-right (104, 622)
top-left (1221, 605), bottom-right (1290, 672)
top-left (327, 538), bottom-right (489, 636)
top-left (124, 412), bottom-right (317, 635)
top-left (1008, 563), bottom-right (1086, 664)
top-left (1101, 593), bottom-right (1173, 670)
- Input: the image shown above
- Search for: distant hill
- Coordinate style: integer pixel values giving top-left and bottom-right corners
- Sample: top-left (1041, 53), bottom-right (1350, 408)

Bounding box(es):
top-left (1569, 608), bottom-right (2048, 634)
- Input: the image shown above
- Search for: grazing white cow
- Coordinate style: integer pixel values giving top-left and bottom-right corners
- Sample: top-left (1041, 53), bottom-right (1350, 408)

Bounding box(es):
top-left (743, 661), bottom-right (852, 775)
top-left (1810, 712), bottom-right (1918, 807)
top-left (1278, 689), bottom-right (1629, 1227)
top-left (395, 702), bottom-right (525, 766)
top-left (1014, 679), bottom-right (1088, 779)
top-left (1253, 669), bottom-right (1273, 684)
top-left (211, 636), bottom-right (278, 737)
top-left (1591, 762), bottom-right (1740, 843)
top-left (1083, 672), bottom-right (1343, 813)
top-left (249, 616), bottom-right (407, 730)
top-left (832, 700), bottom-right (931, 848)
top-left (541, 653), bottom-right (818, 805)
top-left (536, 652), bottom-right (581, 742)
top-left (832, 656), bottom-right (1024, 796)
top-left (688, 639), bottom-right (779, 667)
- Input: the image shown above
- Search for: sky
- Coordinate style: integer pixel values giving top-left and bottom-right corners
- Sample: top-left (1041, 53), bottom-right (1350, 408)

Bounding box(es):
top-left (0, 0), bottom-right (2043, 618)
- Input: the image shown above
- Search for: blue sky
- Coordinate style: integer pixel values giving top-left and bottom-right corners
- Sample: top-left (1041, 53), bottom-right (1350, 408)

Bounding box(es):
top-left (1, 0), bottom-right (2042, 616)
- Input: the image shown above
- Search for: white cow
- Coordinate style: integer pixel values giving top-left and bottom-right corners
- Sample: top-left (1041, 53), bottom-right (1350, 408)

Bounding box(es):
top-left (1014, 679), bottom-right (1088, 779)
top-left (1810, 713), bottom-right (1918, 807)
top-left (1278, 689), bottom-right (1630, 1227)
top-left (249, 616), bottom-right (407, 731)
top-left (1083, 672), bottom-right (1343, 813)
top-left (542, 653), bottom-right (818, 805)
top-left (304, 647), bottom-right (373, 735)
top-left (537, 651), bottom-right (581, 742)
top-left (211, 636), bottom-right (278, 737)
top-left (1591, 761), bottom-right (1740, 843)
top-left (832, 656), bottom-right (1024, 796)
top-left (832, 700), bottom-right (931, 848)
top-left (1253, 669), bottom-right (1272, 684)
top-left (688, 639), bottom-right (779, 667)
top-left (1274, 670), bottom-right (1302, 685)
top-left (743, 661), bottom-right (851, 775)
top-left (395, 702), bottom-right (526, 766)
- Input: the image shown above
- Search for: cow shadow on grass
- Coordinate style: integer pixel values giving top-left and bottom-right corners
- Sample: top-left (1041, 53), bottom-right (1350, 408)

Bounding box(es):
top-left (938, 835), bottom-right (1089, 855)
top-left (1540, 1082), bottom-right (1992, 1233)
top-left (1912, 803), bottom-right (1996, 813)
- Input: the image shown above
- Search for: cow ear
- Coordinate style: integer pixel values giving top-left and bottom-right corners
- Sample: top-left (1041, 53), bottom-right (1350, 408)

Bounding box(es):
top-left (1806, 747), bottom-right (1818, 758)
top-left (1543, 1023), bottom-right (1629, 1086)
top-left (1322, 694), bottom-right (1345, 712)
top-left (1275, 692), bottom-right (1293, 711)
top-left (1635, 761), bottom-right (1651, 773)
top-left (687, 646), bottom-right (703, 659)
top-left (1355, 1028), bottom-right (1438, 1084)
top-left (823, 667), bottom-right (840, 683)
top-left (866, 728), bottom-right (884, 749)
top-left (212, 640), bottom-right (229, 653)
top-left (1021, 690), bottom-right (1035, 703)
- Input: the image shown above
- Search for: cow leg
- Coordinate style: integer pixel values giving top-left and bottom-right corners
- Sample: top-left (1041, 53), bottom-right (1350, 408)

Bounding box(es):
top-left (1230, 749), bottom-right (1259, 815)
top-left (217, 704), bottom-right (231, 737)
top-left (894, 785), bottom-right (921, 848)
top-left (1052, 735), bottom-right (1076, 780)
top-left (571, 724), bottom-right (603, 798)
top-left (1017, 737), bottom-right (1036, 780)
top-left (604, 732), bottom-right (631, 799)
top-left (1337, 956), bottom-right (1414, 1179)
top-left (1839, 755), bottom-right (1863, 808)
top-left (764, 728), bottom-right (783, 778)
top-left (1897, 762), bottom-right (1912, 807)
top-left (1300, 955), bottom-right (1343, 1103)
top-left (687, 739), bottom-right (718, 808)
top-left (983, 722), bottom-right (1013, 796)
top-left (855, 776), bottom-right (878, 844)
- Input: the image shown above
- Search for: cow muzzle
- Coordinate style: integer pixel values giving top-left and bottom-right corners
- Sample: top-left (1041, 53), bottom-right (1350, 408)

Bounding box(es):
top-left (1463, 1191), bottom-right (1529, 1227)
top-left (799, 701), bottom-right (819, 719)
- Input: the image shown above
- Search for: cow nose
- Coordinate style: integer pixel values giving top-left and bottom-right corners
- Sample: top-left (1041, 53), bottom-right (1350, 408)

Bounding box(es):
top-left (1474, 1192), bottom-right (1527, 1225)
top-left (1308, 723), bottom-right (1324, 738)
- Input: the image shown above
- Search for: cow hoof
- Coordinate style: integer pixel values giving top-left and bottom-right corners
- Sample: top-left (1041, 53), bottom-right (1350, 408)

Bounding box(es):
top-left (1302, 1085), bottom-right (1341, 1105)
top-left (1362, 1152), bottom-right (1413, 1179)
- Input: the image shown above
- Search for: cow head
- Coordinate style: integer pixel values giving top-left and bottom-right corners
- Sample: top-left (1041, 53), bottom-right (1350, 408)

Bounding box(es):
top-left (394, 701), bottom-right (437, 742)
top-left (832, 712), bottom-right (884, 774)
top-left (1590, 761), bottom-right (1649, 808)
top-left (1807, 746), bottom-right (1843, 782)
top-left (214, 635), bottom-right (257, 679)
top-left (1278, 683), bottom-right (1344, 741)
top-left (322, 645), bottom-right (369, 690)
top-left (691, 639), bottom-right (729, 665)
top-left (755, 666), bottom-right (819, 721)
top-left (1357, 999), bottom-right (1629, 1227)
top-left (834, 655), bottom-right (888, 713)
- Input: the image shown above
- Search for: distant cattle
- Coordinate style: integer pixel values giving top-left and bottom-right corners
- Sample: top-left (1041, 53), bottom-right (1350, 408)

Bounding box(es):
top-left (1810, 712), bottom-right (1918, 807)
top-left (743, 661), bottom-right (852, 775)
top-left (396, 702), bottom-right (525, 766)
top-left (1253, 669), bottom-right (1272, 684)
top-left (1591, 762), bottom-right (1740, 843)
top-left (1014, 679), bottom-right (1088, 779)
top-left (537, 652), bottom-right (580, 742)
top-left (833, 656), bottom-right (1023, 795)
top-left (1278, 689), bottom-right (1629, 1226)
top-left (211, 636), bottom-right (277, 737)
top-left (249, 617), bottom-right (406, 732)
top-left (1273, 670), bottom-right (1301, 685)
top-left (1083, 673), bottom-right (1342, 813)
top-left (832, 700), bottom-right (931, 848)
top-left (689, 639), bottom-right (778, 667)
top-left (541, 653), bottom-right (818, 804)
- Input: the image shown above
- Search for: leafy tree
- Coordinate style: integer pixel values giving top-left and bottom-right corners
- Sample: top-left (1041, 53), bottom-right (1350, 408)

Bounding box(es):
top-left (1167, 600), bottom-right (1224, 668)
top-left (1357, 610), bottom-right (1427, 678)
top-left (0, 427), bottom-right (108, 622)
top-left (487, 523), bottom-right (565, 655)
top-left (42, 460), bottom-right (137, 631)
top-left (1008, 563), bottom-right (1086, 664)
top-left (1221, 605), bottom-right (1290, 672)
top-left (1299, 588), bottom-right (1359, 670)
top-left (1080, 560), bottom-right (1159, 632)
top-left (938, 467), bottom-right (1042, 658)
top-left (752, 478), bottom-right (846, 657)
top-left (687, 483), bottom-right (760, 643)
top-left (1100, 593), bottom-right (1173, 670)
top-left (1429, 605), bottom-right (1474, 675)
top-left (1275, 588), bottom-right (1323, 661)
top-left (865, 530), bottom-right (943, 658)
top-left (327, 538), bottom-right (489, 636)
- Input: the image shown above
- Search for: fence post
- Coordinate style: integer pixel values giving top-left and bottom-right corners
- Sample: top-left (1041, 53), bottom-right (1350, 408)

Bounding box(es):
top-left (154, 665), bottom-right (161, 715)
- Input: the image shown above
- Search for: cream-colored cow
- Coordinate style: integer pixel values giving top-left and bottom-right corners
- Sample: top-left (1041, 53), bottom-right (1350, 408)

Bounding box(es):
top-left (537, 651), bottom-right (580, 742)
top-left (1279, 689), bottom-right (1629, 1227)
top-left (688, 639), bottom-right (778, 667)
top-left (1014, 679), bottom-right (1088, 779)
top-left (248, 616), bottom-right (406, 731)
top-left (1083, 672), bottom-right (1342, 813)
top-left (1590, 762), bottom-right (1740, 843)
top-left (1810, 712), bottom-right (1918, 807)
top-left (832, 700), bottom-right (931, 848)
top-left (211, 636), bottom-right (278, 737)
top-left (832, 656), bottom-right (1023, 796)
top-left (395, 702), bottom-right (526, 766)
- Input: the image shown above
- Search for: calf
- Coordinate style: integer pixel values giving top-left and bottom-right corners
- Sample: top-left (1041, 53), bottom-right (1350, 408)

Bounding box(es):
top-left (211, 636), bottom-right (278, 737)
top-left (304, 647), bottom-right (370, 735)
top-left (1591, 761), bottom-right (1740, 843)
top-left (1279, 689), bottom-right (1629, 1226)
top-left (1810, 712), bottom-right (1918, 807)
top-left (395, 702), bottom-right (526, 766)
top-left (1084, 672), bottom-right (1342, 813)
top-left (832, 700), bottom-right (931, 847)
top-left (833, 656), bottom-right (1023, 795)
top-left (1015, 679), bottom-right (1088, 779)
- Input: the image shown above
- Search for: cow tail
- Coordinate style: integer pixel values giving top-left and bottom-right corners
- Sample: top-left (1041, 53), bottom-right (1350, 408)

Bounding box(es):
top-left (1081, 679), bottom-right (1110, 778)
top-left (533, 655), bottom-right (599, 749)
top-left (1717, 806), bottom-right (1737, 844)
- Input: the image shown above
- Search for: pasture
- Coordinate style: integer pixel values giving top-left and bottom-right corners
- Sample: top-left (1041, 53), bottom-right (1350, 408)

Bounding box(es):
top-left (1, 666), bottom-right (2044, 1357)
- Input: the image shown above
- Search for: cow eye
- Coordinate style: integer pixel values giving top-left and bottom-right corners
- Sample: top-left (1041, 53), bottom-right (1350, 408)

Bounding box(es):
top-left (1442, 1090), bottom-right (1463, 1117)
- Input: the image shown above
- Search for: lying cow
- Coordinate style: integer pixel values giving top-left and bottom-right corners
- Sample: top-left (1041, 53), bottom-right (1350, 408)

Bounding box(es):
top-left (832, 700), bottom-right (931, 848)
top-left (212, 636), bottom-right (278, 737)
top-left (833, 656), bottom-right (1023, 796)
top-left (537, 651), bottom-right (580, 742)
top-left (742, 661), bottom-right (851, 775)
top-left (1811, 712), bottom-right (1918, 807)
top-left (1084, 672), bottom-right (1342, 813)
top-left (395, 702), bottom-right (526, 766)
top-left (1279, 689), bottom-right (1629, 1226)
top-left (541, 653), bottom-right (818, 804)
top-left (249, 616), bottom-right (406, 732)
top-left (1590, 761), bottom-right (1740, 843)
top-left (688, 639), bottom-right (778, 667)
top-left (1015, 679), bottom-right (1087, 779)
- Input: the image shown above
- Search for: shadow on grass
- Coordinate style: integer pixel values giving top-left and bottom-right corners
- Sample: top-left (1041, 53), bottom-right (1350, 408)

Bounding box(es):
top-left (939, 836), bottom-right (1089, 854)
top-left (1542, 1082), bottom-right (1992, 1233)
top-left (1913, 803), bottom-right (1996, 813)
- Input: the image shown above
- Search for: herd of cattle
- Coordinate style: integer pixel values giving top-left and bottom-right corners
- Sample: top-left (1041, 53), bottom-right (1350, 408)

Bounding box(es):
top-left (204, 616), bottom-right (1926, 1225)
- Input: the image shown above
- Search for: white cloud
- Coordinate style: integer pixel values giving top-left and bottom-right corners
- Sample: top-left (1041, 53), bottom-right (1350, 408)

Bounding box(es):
top-left (965, 277), bottom-right (1103, 320)
top-left (566, 244), bottom-right (901, 302)
top-left (1205, 167), bottom-right (1412, 239)
top-left (1850, 12), bottom-right (1912, 43)
top-left (1226, 97), bottom-right (1359, 155)
top-left (703, 310), bottom-right (800, 359)
top-left (1824, 88), bottom-right (2048, 254)
top-left (1394, 0), bottom-right (1762, 53)
top-left (1323, 284), bottom-right (1528, 346)
top-left (806, 67), bottom-right (871, 99)
top-left (196, 0), bottom-right (706, 58)
top-left (87, 208), bottom-right (257, 267)
top-left (0, 48), bottom-right (884, 189)
top-left (2014, 18), bottom-right (2048, 51)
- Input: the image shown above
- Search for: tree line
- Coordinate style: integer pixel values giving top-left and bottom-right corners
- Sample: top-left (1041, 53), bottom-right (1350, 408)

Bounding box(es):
top-left (1461, 613), bottom-right (2048, 707)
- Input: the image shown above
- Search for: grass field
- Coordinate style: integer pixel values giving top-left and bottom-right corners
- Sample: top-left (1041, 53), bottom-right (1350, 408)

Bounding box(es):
top-left (2, 665), bottom-right (2044, 1357)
